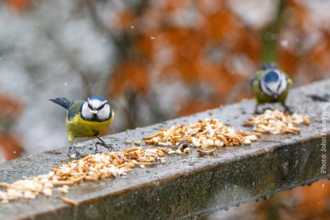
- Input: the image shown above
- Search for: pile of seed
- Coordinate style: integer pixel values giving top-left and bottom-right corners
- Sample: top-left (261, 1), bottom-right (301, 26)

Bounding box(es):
top-left (0, 147), bottom-right (169, 204)
top-left (244, 109), bottom-right (310, 134)
top-left (143, 118), bottom-right (261, 148)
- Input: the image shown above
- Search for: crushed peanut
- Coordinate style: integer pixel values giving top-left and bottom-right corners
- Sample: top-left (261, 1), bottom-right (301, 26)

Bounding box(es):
top-left (176, 149), bottom-right (182, 154)
top-left (143, 118), bottom-right (260, 149)
top-left (243, 139), bottom-right (251, 145)
top-left (60, 186), bottom-right (69, 194)
top-left (197, 148), bottom-right (216, 154)
top-left (60, 196), bottom-right (79, 206)
top-left (183, 147), bottom-right (190, 154)
top-left (134, 140), bottom-right (142, 145)
top-left (244, 109), bottom-right (310, 134)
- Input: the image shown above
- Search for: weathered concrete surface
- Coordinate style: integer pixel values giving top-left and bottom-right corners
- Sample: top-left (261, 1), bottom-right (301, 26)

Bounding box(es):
top-left (0, 80), bottom-right (330, 220)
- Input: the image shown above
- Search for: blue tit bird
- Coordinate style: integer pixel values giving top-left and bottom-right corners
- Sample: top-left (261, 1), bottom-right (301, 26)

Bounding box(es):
top-left (251, 63), bottom-right (293, 114)
top-left (50, 95), bottom-right (115, 156)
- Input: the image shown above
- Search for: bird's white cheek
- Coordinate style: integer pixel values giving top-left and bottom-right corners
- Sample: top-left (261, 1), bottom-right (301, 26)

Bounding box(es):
top-left (81, 103), bottom-right (93, 119)
top-left (97, 105), bottom-right (110, 120)
top-left (278, 75), bottom-right (288, 94)
top-left (260, 81), bottom-right (272, 96)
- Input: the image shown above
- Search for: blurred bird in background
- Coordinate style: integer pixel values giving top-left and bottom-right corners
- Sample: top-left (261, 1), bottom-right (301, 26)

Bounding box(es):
top-left (50, 95), bottom-right (115, 157)
top-left (251, 63), bottom-right (293, 114)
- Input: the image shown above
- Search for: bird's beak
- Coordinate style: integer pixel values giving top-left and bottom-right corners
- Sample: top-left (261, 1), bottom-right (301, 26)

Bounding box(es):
top-left (274, 94), bottom-right (278, 99)
top-left (90, 110), bottom-right (98, 114)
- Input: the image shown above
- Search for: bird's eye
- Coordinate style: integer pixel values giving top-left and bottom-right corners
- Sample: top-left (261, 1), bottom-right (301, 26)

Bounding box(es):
top-left (88, 103), bottom-right (93, 109)
top-left (97, 103), bottom-right (106, 111)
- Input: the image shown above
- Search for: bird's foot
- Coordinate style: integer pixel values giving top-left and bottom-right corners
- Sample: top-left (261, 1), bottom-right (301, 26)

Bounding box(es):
top-left (254, 106), bottom-right (264, 115)
top-left (284, 105), bottom-right (294, 115)
top-left (68, 145), bottom-right (82, 158)
top-left (94, 138), bottom-right (114, 153)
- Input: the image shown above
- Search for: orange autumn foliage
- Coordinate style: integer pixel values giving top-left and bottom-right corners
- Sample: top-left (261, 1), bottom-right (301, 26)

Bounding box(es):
top-left (0, 95), bottom-right (22, 119)
top-left (205, 10), bottom-right (241, 41)
top-left (224, 180), bottom-right (330, 220)
top-left (113, 11), bottom-right (136, 31)
top-left (0, 134), bottom-right (24, 161)
top-left (277, 49), bottom-right (299, 76)
top-left (256, 180), bottom-right (330, 220)
top-left (311, 35), bottom-right (330, 71)
top-left (6, 0), bottom-right (33, 13)
top-left (109, 63), bottom-right (149, 94)
top-left (296, 180), bottom-right (330, 219)
top-left (177, 100), bottom-right (218, 117)
top-left (0, 95), bottom-right (24, 160)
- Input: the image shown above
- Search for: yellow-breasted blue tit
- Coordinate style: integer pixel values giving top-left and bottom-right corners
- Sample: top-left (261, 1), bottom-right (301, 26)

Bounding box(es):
top-left (50, 95), bottom-right (115, 156)
top-left (251, 63), bottom-right (293, 114)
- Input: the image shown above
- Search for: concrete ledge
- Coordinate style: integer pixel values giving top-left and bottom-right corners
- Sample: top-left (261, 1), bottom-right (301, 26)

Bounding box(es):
top-left (0, 80), bottom-right (330, 220)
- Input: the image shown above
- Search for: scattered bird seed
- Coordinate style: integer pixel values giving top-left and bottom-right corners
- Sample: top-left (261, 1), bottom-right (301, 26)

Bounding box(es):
top-left (244, 109), bottom-right (310, 134)
top-left (144, 118), bottom-right (261, 149)
top-left (183, 147), bottom-right (190, 153)
top-left (0, 146), bottom-right (172, 204)
top-left (60, 186), bottom-right (69, 194)
top-left (243, 139), bottom-right (251, 145)
top-left (176, 149), bottom-right (182, 154)
top-left (60, 196), bottom-right (79, 206)
top-left (134, 140), bottom-right (141, 145)
top-left (197, 148), bottom-right (216, 154)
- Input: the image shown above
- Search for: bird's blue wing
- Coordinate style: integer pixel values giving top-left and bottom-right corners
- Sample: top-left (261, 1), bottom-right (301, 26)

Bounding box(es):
top-left (49, 98), bottom-right (71, 110)
top-left (68, 100), bottom-right (85, 121)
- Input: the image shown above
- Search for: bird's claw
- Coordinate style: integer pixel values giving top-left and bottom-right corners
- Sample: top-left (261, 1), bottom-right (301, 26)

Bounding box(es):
top-left (95, 141), bottom-right (114, 153)
top-left (68, 145), bottom-right (82, 158)
top-left (284, 106), bottom-right (294, 114)
top-left (254, 106), bottom-right (264, 115)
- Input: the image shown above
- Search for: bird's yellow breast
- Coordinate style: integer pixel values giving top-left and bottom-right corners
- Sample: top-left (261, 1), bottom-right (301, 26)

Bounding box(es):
top-left (66, 112), bottom-right (114, 142)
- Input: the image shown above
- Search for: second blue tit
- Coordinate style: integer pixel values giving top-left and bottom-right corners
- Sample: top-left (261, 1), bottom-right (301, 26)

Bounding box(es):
top-left (251, 63), bottom-right (293, 114)
top-left (50, 95), bottom-right (115, 157)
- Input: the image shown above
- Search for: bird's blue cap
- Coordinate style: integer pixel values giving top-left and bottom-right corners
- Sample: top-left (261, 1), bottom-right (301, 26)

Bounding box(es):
top-left (88, 95), bottom-right (106, 102)
top-left (264, 71), bottom-right (279, 83)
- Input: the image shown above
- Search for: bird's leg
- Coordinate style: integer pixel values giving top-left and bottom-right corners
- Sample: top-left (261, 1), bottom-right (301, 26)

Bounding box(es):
top-left (282, 104), bottom-right (294, 114)
top-left (68, 141), bottom-right (81, 157)
top-left (254, 105), bottom-right (264, 115)
top-left (95, 136), bottom-right (114, 153)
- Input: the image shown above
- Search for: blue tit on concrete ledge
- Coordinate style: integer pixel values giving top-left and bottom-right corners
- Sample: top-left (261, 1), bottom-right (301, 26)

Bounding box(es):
top-left (50, 95), bottom-right (115, 157)
top-left (251, 63), bottom-right (293, 114)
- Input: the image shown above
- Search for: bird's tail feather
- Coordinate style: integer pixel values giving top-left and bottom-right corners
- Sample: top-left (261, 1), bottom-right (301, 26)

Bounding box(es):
top-left (49, 98), bottom-right (71, 110)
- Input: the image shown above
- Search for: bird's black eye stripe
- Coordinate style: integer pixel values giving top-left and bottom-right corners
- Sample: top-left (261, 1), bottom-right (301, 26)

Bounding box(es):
top-left (97, 103), bottom-right (106, 111)
top-left (88, 103), bottom-right (93, 109)
top-left (265, 84), bottom-right (273, 94)
top-left (277, 79), bottom-right (282, 92)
